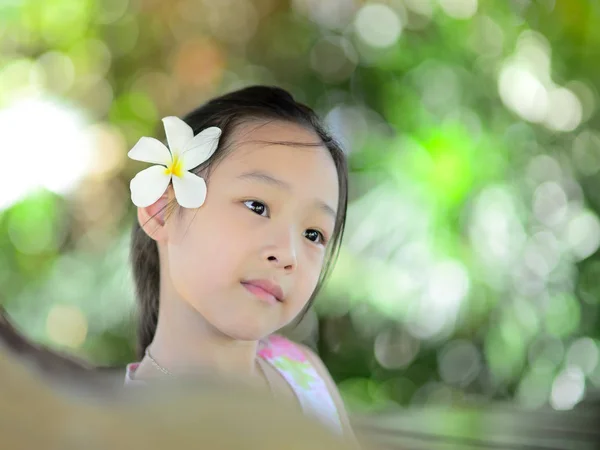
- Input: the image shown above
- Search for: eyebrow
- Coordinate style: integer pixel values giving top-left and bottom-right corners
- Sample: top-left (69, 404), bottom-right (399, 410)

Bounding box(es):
top-left (237, 170), bottom-right (337, 220)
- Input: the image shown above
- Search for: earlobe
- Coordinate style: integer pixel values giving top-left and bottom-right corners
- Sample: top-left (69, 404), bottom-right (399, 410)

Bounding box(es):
top-left (137, 190), bottom-right (171, 242)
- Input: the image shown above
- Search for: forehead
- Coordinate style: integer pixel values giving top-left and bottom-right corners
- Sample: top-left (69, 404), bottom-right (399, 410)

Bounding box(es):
top-left (211, 121), bottom-right (340, 205)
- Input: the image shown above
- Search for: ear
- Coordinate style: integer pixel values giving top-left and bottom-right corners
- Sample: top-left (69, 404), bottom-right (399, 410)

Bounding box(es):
top-left (137, 187), bottom-right (173, 243)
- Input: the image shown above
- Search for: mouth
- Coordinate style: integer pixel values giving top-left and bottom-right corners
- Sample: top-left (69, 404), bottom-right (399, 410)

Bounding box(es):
top-left (241, 280), bottom-right (284, 305)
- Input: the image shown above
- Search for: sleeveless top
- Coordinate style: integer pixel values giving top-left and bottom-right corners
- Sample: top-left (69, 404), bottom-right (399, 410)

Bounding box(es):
top-left (124, 334), bottom-right (343, 435)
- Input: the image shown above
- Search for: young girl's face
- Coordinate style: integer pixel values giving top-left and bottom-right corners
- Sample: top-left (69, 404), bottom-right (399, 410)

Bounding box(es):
top-left (164, 120), bottom-right (340, 340)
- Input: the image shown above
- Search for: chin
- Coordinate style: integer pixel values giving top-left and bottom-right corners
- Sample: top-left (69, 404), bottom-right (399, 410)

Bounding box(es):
top-left (214, 318), bottom-right (280, 342)
top-left (189, 296), bottom-right (297, 341)
top-left (221, 328), bottom-right (276, 341)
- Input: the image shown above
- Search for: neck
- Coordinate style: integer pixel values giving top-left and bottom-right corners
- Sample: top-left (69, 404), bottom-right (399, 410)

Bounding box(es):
top-left (144, 295), bottom-right (260, 377)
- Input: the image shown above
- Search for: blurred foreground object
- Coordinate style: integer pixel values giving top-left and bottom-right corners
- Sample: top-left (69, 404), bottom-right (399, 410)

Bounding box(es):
top-left (0, 308), bottom-right (358, 450)
top-left (3, 309), bottom-right (597, 449)
top-left (0, 347), bottom-right (358, 450)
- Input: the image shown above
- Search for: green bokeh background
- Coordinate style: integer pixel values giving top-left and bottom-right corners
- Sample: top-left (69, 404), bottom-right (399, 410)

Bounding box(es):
top-left (2, 0), bottom-right (600, 417)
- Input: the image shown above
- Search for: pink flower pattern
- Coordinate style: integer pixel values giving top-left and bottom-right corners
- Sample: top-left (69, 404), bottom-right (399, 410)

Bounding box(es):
top-left (258, 335), bottom-right (342, 434)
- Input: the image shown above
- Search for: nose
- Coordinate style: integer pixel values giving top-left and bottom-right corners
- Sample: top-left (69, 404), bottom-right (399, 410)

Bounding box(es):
top-left (264, 227), bottom-right (298, 271)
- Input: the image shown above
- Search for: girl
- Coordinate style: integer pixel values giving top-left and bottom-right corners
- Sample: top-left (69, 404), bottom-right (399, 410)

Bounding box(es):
top-left (124, 85), bottom-right (354, 437)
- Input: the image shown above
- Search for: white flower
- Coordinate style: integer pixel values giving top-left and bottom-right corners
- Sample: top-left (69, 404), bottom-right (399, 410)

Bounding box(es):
top-left (128, 117), bottom-right (221, 208)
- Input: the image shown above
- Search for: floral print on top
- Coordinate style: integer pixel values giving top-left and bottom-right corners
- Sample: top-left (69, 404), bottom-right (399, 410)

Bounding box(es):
top-left (257, 335), bottom-right (342, 434)
top-left (124, 334), bottom-right (343, 435)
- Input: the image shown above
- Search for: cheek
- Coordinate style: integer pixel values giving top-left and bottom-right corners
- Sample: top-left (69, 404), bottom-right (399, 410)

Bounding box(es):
top-left (291, 254), bottom-right (325, 307)
top-left (166, 213), bottom-right (248, 297)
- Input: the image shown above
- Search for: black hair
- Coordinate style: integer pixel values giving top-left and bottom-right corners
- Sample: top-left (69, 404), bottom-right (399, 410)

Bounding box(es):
top-left (130, 85), bottom-right (348, 357)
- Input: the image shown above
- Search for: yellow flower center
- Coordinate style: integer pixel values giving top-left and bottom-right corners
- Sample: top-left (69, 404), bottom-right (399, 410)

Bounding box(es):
top-left (165, 153), bottom-right (184, 178)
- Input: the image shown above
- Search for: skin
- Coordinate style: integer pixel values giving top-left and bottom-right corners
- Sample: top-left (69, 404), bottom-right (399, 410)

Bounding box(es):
top-left (134, 120), bottom-right (355, 438)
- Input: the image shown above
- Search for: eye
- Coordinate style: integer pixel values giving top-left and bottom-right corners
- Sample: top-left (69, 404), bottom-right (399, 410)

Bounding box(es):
top-left (243, 200), bottom-right (269, 217)
top-left (304, 229), bottom-right (327, 245)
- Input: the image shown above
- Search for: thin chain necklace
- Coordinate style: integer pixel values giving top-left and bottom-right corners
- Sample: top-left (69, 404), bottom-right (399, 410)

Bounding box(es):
top-left (144, 347), bottom-right (275, 394)
top-left (145, 348), bottom-right (172, 375)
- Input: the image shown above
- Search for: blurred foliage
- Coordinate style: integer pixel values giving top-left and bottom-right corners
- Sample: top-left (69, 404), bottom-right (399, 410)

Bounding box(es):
top-left (2, 0), bottom-right (600, 414)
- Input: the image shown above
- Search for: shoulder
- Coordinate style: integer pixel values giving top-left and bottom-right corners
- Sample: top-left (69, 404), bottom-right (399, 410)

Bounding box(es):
top-left (297, 342), bottom-right (357, 441)
top-left (296, 344), bottom-right (327, 372)
top-left (263, 335), bottom-right (356, 439)
top-left (261, 335), bottom-right (327, 367)
top-left (261, 335), bottom-right (329, 375)
top-left (260, 335), bottom-right (333, 391)
top-left (259, 334), bottom-right (309, 362)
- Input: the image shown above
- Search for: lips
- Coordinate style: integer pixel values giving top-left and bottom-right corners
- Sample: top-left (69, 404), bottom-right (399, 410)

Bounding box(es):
top-left (241, 279), bottom-right (284, 303)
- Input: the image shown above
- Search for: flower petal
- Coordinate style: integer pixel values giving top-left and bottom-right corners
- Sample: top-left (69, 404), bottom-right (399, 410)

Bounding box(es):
top-left (181, 126), bottom-right (222, 170)
top-left (130, 165), bottom-right (171, 207)
top-left (162, 116), bottom-right (193, 155)
top-left (172, 171), bottom-right (207, 209)
top-left (128, 137), bottom-right (172, 165)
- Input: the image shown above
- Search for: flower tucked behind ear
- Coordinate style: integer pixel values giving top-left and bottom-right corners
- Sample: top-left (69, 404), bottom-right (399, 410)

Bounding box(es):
top-left (128, 117), bottom-right (221, 208)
